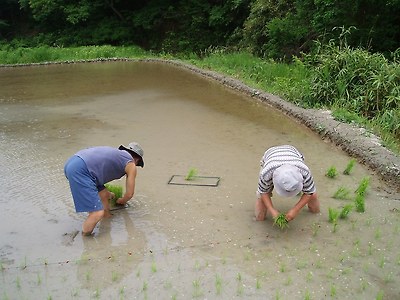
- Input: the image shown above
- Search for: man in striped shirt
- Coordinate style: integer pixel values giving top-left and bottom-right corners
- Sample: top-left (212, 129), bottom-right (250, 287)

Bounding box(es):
top-left (255, 145), bottom-right (320, 223)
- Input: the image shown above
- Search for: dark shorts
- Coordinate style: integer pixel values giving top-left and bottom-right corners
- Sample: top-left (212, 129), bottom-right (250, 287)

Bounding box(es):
top-left (64, 156), bottom-right (104, 213)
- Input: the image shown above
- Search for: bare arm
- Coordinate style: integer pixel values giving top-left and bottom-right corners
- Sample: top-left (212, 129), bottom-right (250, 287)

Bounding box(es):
top-left (285, 193), bottom-right (319, 221)
top-left (116, 162), bottom-right (137, 205)
top-left (260, 193), bottom-right (280, 219)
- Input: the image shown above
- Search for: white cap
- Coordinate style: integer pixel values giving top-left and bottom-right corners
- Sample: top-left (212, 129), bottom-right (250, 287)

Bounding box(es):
top-left (273, 164), bottom-right (303, 197)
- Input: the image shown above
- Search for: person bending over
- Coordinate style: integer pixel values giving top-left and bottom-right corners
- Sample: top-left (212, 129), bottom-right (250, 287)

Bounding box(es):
top-left (64, 142), bottom-right (144, 235)
top-left (255, 145), bottom-right (320, 223)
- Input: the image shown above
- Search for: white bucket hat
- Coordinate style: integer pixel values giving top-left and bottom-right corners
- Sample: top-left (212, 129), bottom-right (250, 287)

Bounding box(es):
top-left (273, 164), bottom-right (303, 197)
top-left (119, 142), bottom-right (144, 167)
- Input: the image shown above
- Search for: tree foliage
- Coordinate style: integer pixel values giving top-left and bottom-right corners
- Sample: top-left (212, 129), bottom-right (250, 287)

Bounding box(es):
top-left (0, 0), bottom-right (399, 58)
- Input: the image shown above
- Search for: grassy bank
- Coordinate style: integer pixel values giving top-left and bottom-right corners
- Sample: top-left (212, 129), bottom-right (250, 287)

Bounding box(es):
top-left (0, 45), bottom-right (398, 153)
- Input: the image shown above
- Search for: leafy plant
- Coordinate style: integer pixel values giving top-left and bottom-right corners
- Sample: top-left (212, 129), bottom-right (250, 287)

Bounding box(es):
top-left (328, 207), bottom-right (339, 223)
top-left (273, 213), bottom-right (289, 229)
top-left (343, 159), bottom-right (356, 175)
top-left (354, 194), bottom-right (365, 212)
top-left (105, 183), bottom-right (123, 207)
top-left (325, 166), bottom-right (338, 178)
top-left (185, 168), bottom-right (198, 180)
top-left (355, 176), bottom-right (370, 196)
top-left (339, 204), bottom-right (353, 219)
top-left (333, 186), bottom-right (351, 200)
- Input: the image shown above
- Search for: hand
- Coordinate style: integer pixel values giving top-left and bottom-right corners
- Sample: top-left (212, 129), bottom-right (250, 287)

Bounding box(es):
top-left (269, 207), bottom-right (280, 219)
top-left (285, 208), bottom-right (298, 222)
top-left (116, 198), bottom-right (126, 205)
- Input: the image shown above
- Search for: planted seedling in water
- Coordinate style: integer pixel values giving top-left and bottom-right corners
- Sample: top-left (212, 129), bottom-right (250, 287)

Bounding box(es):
top-left (273, 213), bottom-right (289, 229)
top-left (343, 158), bottom-right (356, 175)
top-left (333, 186), bottom-right (351, 200)
top-left (355, 176), bottom-right (370, 196)
top-left (354, 194), bottom-right (365, 212)
top-left (105, 183), bottom-right (123, 207)
top-left (339, 204), bottom-right (353, 219)
top-left (185, 168), bottom-right (198, 180)
top-left (328, 208), bottom-right (339, 223)
top-left (325, 166), bottom-right (338, 178)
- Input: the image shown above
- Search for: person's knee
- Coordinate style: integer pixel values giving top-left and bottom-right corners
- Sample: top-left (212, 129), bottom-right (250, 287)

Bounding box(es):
top-left (255, 198), bottom-right (267, 221)
top-left (308, 195), bottom-right (320, 213)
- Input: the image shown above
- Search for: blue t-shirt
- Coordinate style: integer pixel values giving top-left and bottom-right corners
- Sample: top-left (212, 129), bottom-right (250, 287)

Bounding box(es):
top-left (75, 146), bottom-right (133, 186)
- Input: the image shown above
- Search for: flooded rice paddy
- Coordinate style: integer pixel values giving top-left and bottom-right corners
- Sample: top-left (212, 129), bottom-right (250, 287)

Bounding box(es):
top-left (0, 61), bottom-right (399, 299)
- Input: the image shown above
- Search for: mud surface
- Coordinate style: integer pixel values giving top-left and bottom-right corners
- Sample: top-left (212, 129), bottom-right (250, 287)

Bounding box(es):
top-left (1, 60), bottom-right (399, 300)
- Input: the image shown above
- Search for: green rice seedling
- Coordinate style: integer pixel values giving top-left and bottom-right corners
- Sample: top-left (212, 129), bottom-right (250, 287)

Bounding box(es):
top-left (306, 271), bottom-right (313, 282)
top-left (185, 168), bottom-right (198, 180)
top-left (37, 274), bottom-right (42, 285)
top-left (192, 279), bottom-right (203, 298)
top-left (256, 278), bottom-right (261, 289)
top-left (275, 290), bottom-right (282, 300)
top-left (236, 285), bottom-right (244, 296)
top-left (333, 186), bottom-right (351, 200)
top-left (105, 183), bottom-right (123, 207)
top-left (273, 213), bottom-right (289, 229)
top-left (304, 289), bottom-right (311, 300)
top-left (16, 276), bottom-right (21, 289)
top-left (354, 193), bottom-right (365, 212)
top-left (326, 166), bottom-right (338, 178)
top-left (151, 261), bottom-right (157, 273)
top-left (236, 272), bottom-right (242, 282)
top-left (215, 274), bottom-right (222, 295)
top-left (285, 276), bottom-right (293, 286)
top-left (330, 284), bottom-right (336, 297)
top-left (375, 228), bottom-right (381, 239)
top-left (376, 290), bottom-right (384, 300)
top-left (311, 222), bottom-right (320, 236)
top-left (142, 281), bottom-right (148, 292)
top-left (339, 204), bottom-right (353, 219)
top-left (328, 208), bottom-right (340, 223)
top-left (279, 262), bottom-right (286, 273)
top-left (111, 271), bottom-right (120, 282)
top-left (355, 176), bottom-right (370, 196)
top-left (343, 159), bottom-right (356, 175)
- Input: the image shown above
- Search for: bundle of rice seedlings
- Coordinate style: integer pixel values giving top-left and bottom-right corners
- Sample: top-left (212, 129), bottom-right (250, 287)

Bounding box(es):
top-left (273, 213), bottom-right (289, 229)
top-left (105, 183), bottom-right (123, 207)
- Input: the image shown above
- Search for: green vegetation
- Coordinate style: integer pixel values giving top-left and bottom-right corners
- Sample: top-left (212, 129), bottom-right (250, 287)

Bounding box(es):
top-left (333, 187), bottom-right (351, 200)
top-left (355, 177), bottom-right (370, 196)
top-left (339, 204), bottom-right (353, 219)
top-left (325, 166), bottom-right (338, 179)
top-left (105, 183), bottom-right (123, 207)
top-left (343, 159), bottom-right (356, 175)
top-left (328, 208), bottom-right (339, 224)
top-left (273, 213), bottom-right (289, 229)
top-left (185, 168), bottom-right (198, 181)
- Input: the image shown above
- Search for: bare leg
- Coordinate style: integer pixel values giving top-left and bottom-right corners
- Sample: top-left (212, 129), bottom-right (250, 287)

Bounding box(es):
top-left (98, 189), bottom-right (113, 218)
top-left (307, 193), bottom-right (320, 213)
top-left (82, 210), bottom-right (105, 235)
top-left (255, 197), bottom-right (267, 221)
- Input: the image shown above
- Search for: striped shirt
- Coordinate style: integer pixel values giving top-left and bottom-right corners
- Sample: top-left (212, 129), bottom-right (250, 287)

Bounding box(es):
top-left (257, 145), bottom-right (316, 195)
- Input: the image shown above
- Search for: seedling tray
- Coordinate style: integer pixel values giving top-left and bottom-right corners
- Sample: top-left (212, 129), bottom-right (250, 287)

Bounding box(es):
top-left (168, 175), bottom-right (220, 187)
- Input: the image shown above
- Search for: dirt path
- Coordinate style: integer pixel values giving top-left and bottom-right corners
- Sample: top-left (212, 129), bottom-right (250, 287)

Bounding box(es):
top-left (2, 58), bottom-right (399, 191)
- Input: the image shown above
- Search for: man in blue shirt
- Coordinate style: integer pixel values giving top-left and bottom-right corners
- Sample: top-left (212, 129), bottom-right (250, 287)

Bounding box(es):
top-left (64, 142), bottom-right (144, 235)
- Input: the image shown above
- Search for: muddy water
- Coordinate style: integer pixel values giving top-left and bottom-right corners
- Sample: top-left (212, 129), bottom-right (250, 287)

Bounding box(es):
top-left (1, 61), bottom-right (399, 299)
